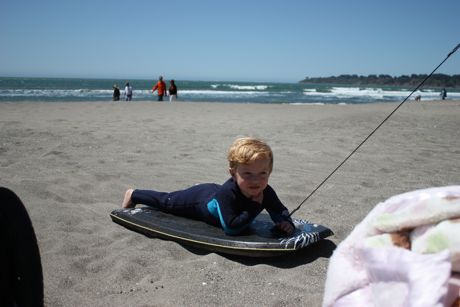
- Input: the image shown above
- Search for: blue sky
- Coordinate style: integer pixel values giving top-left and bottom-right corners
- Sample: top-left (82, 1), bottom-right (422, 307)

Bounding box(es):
top-left (1, 0), bottom-right (459, 82)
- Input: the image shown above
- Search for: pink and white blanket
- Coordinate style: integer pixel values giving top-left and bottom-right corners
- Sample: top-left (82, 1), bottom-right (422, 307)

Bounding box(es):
top-left (323, 186), bottom-right (460, 307)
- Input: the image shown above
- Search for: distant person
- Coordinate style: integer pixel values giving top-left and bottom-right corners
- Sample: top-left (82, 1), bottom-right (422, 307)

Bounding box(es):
top-left (168, 79), bottom-right (178, 102)
top-left (152, 76), bottom-right (167, 101)
top-left (124, 82), bottom-right (133, 101)
top-left (113, 84), bottom-right (120, 101)
top-left (440, 88), bottom-right (447, 100)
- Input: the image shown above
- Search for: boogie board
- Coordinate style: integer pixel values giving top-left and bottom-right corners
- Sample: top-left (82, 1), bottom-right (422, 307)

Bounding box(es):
top-left (110, 207), bottom-right (333, 257)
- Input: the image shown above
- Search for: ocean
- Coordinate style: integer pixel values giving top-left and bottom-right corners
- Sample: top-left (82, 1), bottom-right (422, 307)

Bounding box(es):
top-left (1, 77), bottom-right (459, 104)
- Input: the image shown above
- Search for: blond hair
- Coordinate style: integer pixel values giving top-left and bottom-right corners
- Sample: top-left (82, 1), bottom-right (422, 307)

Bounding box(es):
top-left (227, 137), bottom-right (273, 172)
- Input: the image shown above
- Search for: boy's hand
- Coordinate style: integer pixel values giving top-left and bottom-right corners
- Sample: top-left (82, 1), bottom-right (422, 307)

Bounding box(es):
top-left (276, 221), bottom-right (295, 235)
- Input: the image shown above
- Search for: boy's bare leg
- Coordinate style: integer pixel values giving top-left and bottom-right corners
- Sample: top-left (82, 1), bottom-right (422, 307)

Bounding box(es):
top-left (122, 189), bottom-right (135, 208)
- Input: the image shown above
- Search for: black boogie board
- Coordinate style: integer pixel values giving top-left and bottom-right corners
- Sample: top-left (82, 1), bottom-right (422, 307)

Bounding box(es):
top-left (110, 207), bottom-right (333, 257)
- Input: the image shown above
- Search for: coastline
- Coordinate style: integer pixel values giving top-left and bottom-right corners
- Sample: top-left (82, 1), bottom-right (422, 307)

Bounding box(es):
top-left (1, 100), bottom-right (459, 306)
top-left (3, 76), bottom-right (459, 104)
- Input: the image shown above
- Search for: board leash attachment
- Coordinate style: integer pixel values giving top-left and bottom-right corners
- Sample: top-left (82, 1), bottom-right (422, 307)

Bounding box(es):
top-left (289, 43), bottom-right (460, 218)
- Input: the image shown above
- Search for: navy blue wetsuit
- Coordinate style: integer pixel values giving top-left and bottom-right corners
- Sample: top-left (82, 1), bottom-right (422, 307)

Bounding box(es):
top-left (131, 178), bottom-right (293, 235)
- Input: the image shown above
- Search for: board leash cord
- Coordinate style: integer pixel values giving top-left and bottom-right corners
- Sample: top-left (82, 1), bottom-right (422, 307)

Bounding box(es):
top-left (289, 43), bottom-right (460, 218)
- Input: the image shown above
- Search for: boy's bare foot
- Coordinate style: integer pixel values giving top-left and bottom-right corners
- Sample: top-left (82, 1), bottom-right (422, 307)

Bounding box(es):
top-left (122, 189), bottom-right (135, 208)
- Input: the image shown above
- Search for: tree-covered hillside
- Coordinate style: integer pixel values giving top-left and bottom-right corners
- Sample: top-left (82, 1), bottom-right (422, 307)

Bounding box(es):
top-left (300, 74), bottom-right (460, 88)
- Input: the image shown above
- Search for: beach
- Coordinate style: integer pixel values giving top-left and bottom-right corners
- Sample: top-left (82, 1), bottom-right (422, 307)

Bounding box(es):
top-left (1, 100), bottom-right (459, 306)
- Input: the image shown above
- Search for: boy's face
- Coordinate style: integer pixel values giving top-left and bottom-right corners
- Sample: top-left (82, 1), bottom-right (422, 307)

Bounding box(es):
top-left (230, 157), bottom-right (271, 201)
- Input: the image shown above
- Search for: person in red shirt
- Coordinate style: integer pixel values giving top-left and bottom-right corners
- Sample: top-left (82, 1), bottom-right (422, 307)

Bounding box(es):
top-left (152, 76), bottom-right (167, 101)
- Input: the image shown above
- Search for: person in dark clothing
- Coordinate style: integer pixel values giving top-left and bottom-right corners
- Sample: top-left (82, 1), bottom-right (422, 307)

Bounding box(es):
top-left (121, 137), bottom-right (294, 235)
top-left (168, 79), bottom-right (178, 102)
top-left (440, 88), bottom-right (447, 100)
top-left (113, 84), bottom-right (120, 101)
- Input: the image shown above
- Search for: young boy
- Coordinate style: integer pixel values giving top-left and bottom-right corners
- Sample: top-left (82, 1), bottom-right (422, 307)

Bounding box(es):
top-left (122, 137), bottom-right (294, 235)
